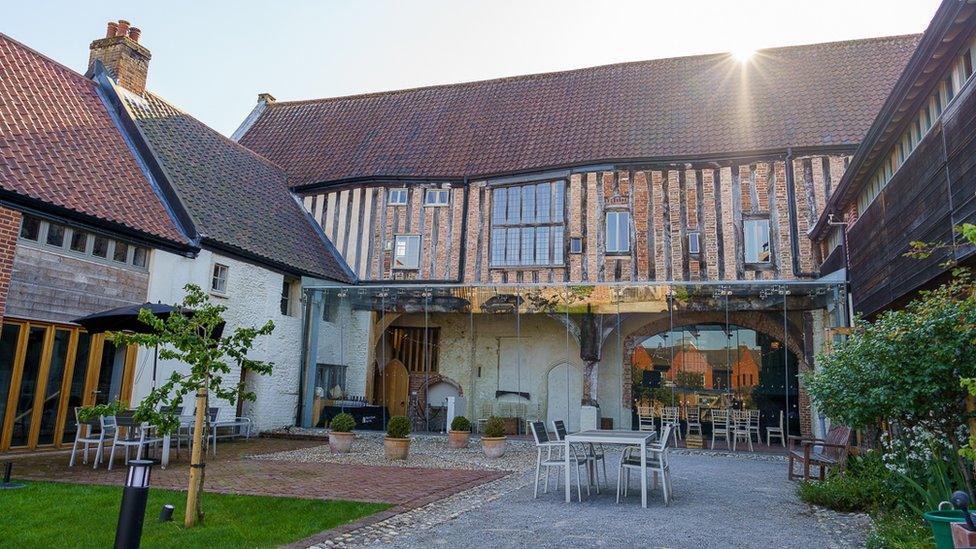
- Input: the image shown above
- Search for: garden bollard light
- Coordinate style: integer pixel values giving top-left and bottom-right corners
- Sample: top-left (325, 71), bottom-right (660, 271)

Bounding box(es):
top-left (0, 461), bottom-right (24, 490)
top-left (159, 504), bottom-right (174, 522)
top-left (114, 459), bottom-right (153, 549)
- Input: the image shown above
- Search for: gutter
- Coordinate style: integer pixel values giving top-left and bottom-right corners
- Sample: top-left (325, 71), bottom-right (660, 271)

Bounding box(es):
top-left (784, 148), bottom-right (818, 278)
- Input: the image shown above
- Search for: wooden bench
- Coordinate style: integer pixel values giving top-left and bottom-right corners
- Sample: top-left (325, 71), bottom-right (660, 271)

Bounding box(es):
top-left (787, 425), bottom-right (852, 481)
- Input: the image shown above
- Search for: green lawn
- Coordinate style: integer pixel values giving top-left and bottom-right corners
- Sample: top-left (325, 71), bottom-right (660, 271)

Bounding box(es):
top-left (0, 481), bottom-right (389, 548)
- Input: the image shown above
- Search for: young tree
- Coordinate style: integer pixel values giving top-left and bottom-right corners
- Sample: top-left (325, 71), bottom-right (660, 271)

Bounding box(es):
top-left (110, 284), bottom-right (274, 527)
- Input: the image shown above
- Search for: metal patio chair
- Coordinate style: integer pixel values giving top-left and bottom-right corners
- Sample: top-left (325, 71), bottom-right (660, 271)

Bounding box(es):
top-left (107, 410), bottom-right (162, 470)
top-left (68, 407), bottom-right (115, 468)
top-left (530, 421), bottom-right (589, 500)
top-left (617, 424), bottom-right (673, 505)
top-left (553, 419), bottom-right (606, 492)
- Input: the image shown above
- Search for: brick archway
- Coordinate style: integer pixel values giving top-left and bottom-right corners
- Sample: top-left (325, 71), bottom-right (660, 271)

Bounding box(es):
top-left (621, 310), bottom-right (812, 435)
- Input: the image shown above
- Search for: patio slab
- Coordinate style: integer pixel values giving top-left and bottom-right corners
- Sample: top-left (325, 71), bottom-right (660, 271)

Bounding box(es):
top-left (3, 438), bottom-right (504, 506)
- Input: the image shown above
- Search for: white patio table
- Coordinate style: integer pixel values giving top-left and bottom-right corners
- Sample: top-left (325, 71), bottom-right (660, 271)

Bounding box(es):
top-left (564, 430), bottom-right (658, 508)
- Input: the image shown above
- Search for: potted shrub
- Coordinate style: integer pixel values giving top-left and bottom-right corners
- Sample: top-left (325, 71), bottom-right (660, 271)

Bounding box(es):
top-left (448, 415), bottom-right (471, 449)
top-left (384, 415), bottom-right (412, 460)
top-left (481, 416), bottom-right (507, 458)
top-left (328, 412), bottom-right (357, 454)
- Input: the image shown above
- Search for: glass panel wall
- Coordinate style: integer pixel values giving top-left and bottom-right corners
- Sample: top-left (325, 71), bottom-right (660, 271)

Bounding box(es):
top-left (303, 280), bottom-right (841, 446)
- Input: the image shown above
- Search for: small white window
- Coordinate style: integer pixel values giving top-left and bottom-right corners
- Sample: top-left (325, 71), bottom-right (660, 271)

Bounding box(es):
top-left (211, 263), bottom-right (229, 294)
top-left (687, 232), bottom-right (701, 254)
top-left (424, 189), bottom-right (449, 206)
top-left (388, 188), bottom-right (408, 206)
top-left (744, 219), bottom-right (771, 264)
top-left (393, 235), bottom-right (421, 270)
top-left (605, 211), bottom-right (630, 253)
top-left (569, 236), bottom-right (583, 254)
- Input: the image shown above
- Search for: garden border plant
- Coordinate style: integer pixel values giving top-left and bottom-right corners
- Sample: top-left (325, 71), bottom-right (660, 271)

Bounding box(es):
top-left (448, 415), bottom-right (471, 449)
top-left (328, 412), bottom-right (357, 454)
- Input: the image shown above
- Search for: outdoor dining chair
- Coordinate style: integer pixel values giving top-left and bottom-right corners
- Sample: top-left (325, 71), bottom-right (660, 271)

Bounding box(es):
top-left (661, 406), bottom-right (681, 445)
top-left (553, 420), bottom-right (606, 492)
top-left (685, 406), bottom-right (702, 437)
top-left (731, 410), bottom-right (753, 451)
top-left (748, 409), bottom-right (761, 444)
top-left (710, 409), bottom-right (731, 449)
top-left (617, 424), bottom-right (673, 505)
top-left (68, 407), bottom-right (115, 468)
top-left (767, 410), bottom-right (785, 447)
top-left (529, 421), bottom-right (588, 501)
top-left (636, 405), bottom-right (656, 434)
top-left (107, 410), bottom-right (162, 470)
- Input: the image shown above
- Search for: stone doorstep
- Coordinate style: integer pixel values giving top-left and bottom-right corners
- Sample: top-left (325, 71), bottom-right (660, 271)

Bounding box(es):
top-left (285, 469), bottom-right (510, 549)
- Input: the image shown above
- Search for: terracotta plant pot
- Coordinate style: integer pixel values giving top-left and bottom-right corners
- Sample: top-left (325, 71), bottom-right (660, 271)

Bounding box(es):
top-left (448, 430), bottom-right (471, 449)
top-left (329, 431), bottom-right (356, 454)
top-left (481, 436), bottom-right (507, 458)
top-left (384, 437), bottom-right (411, 460)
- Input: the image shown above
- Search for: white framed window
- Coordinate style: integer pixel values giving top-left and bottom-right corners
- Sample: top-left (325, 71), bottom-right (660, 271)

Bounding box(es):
top-left (132, 247), bottom-right (148, 268)
top-left (388, 188), bottom-right (408, 206)
top-left (605, 211), bottom-right (630, 253)
top-left (393, 235), bottom-right (421, 270)
top-left (45, 223), bottom-right (65, 247)
top-left (744, 218), bottom-right (771, 264)
top-left (280, 276), bottom-right (299, 316)
top-left (211, 263), bottom-right (229, 295)
top-left (489, 181), bottom-right (565, 267)
top-left (424, 189), bottom-right (450, 206)
top-left (569, 236), bottom-right (583, 254)
top-left (687, 231), bottom-right (701, 254)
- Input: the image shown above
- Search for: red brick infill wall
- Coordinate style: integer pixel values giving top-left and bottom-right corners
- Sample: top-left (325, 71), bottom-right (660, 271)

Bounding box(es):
top-left (0, 207), bottom-right (22, 323)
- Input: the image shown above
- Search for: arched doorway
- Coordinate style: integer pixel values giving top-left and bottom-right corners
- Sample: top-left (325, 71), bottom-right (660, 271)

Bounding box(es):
top-left (631, 323), bottom-right (800, 436)
top-left (546, 362), bottom-right (582, 432)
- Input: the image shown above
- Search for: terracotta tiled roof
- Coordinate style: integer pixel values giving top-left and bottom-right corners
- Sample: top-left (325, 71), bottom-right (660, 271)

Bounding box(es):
top-left (0, 33), bottom-right (186, 244)
top-left (119, 89), bottom-right (354, 282)
top-left (239, 35), bottom-right (921, 187)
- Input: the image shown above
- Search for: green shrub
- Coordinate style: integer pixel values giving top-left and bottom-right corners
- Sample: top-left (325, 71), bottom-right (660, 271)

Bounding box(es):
top-left (483, 416), bottom-right (506, 438)
top-left (77, 400), bottom-right (128, 422)
top-left (386, 416), bottom-right (411, 438)
top-left (329, 412), bottom-right (356, 433)
top-left (798, 453), bottom-right (898, 513)
top-left (865, 512), bottom-right (934, 549)
top-left (450, 415), bottom-right (471, 432)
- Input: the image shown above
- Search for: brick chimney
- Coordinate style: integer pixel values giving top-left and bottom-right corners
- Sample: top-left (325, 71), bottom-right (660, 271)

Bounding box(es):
top-left (88, 19), bottom-right (151, 94)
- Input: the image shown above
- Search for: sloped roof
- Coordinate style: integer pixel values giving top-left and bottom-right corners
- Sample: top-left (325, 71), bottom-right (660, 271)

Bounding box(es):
top-left (0, 33), bottom-right (186, 244)
top-left (118, 89), bottom-right (354, 282)
top-left (239, 34), bottom-right (921, 187)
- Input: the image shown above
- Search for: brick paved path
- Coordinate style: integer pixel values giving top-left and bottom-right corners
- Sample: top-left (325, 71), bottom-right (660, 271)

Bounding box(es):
top-left (4, 438), bottom-right (505, 505)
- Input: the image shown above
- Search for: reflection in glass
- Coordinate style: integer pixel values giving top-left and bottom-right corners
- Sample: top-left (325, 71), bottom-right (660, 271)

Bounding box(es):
top-left (95, 340), bottom-right (126, 405)
top-left (11, 326), bottom-right (46, 446)
top-left (37, 329), bottom-right (71, 445)
top-left (0, 323), bottom-right (22, 439)
top-left (62, 332), bottom-right (91, 443)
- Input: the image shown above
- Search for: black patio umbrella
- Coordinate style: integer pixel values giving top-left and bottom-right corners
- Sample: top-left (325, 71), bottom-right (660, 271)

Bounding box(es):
top-left (73, 302), bottom-right (224, 390)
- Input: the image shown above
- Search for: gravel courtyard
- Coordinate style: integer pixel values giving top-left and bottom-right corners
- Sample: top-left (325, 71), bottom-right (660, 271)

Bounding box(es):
top-left (299, 439), bottom-right (868, 548)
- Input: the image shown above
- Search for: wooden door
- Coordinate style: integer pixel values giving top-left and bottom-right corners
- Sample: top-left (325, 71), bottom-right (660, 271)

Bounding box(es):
top-left (381, 359), bottom-right (409, 417)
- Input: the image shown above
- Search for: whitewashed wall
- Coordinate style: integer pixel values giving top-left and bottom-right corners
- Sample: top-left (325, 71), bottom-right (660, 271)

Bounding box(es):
top-left (314, 298), bottom-right (371, 400)
top-left (134, 248), bottom-right (304, 432)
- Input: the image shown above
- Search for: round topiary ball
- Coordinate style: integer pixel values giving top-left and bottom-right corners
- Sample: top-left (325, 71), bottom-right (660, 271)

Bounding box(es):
top-left (450, 415), bottom-right (471, 432)
top-left (329, 412), bottom-right (356, 433)
top-left (387, 415), bottom-right (411, 438)
top-left (483, 416), bottom-right (506, 438)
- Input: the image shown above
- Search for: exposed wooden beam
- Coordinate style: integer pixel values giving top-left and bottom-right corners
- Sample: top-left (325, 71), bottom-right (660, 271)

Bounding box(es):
top-left (731, 165), bottom-right (745, 279)
top-left (678, 170), bottom-right (690, 280)
top-left (713, 168), bottom-right (725, 279)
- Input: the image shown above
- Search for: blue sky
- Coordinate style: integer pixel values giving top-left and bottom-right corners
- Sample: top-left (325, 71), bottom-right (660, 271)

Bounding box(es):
top-left (4, 0), bottom-right (942, 136)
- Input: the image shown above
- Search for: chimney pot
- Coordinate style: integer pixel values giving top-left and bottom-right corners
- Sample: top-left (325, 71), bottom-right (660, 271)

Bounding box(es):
top-left (106, 22), bottom-right (118, 38)
top-left (116, 20), bottom-right (130, 37)
top-left (128, 27), bottom-right (141, 42)
top-left (89, 19), bottom-right (151, 94)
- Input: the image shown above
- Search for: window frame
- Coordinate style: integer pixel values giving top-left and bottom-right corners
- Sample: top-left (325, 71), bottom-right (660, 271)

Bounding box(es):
top-left (743, 216), bottom-right (772, 265)
top-left (210, 263), bottom-right (230, 296)
top-left (605, 210), bottom-right (631, 254)
top-left (387, 188), bottom-right (409, 206)
top-left (489, 180), bottom-right (566, 268)
top-left (392, 234), bottom-right (422, 270)
top-left (280, 276), bottom-right (299, 317)
top-left (687, 231), bottom-right (701, 255)
top-left (423, 188), bottom-right (450, 207)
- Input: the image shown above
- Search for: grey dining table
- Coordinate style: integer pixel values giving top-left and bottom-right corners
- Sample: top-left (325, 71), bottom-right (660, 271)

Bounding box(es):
top-left (563, 429), bottom-right (658, 508)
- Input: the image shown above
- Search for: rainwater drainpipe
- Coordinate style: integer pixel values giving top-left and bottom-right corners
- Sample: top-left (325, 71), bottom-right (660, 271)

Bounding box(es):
top-left (784, 148), bottom-right (818, 278)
